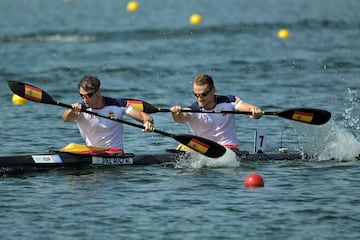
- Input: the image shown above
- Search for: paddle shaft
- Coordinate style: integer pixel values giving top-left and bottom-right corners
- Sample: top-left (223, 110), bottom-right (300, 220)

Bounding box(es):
top-left (56, 101), bottom-right (174, 138)
top-left (154, 108), bottom-right (277, 115)
top-left (138, 101), bottom-right (331, 125)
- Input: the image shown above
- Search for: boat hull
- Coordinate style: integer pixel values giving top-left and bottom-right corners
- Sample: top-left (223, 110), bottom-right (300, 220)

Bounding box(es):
top-left (0, 150), bottom-right (303, 175)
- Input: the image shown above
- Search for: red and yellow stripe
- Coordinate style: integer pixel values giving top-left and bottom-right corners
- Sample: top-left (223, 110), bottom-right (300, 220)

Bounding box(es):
top-left (187, 138), bottom-right (209, 154)
top-left (127, 100), bottom-right (144, 111)
top-left (24, 85), bottom-right (42, 102)
top-left (292, 111), bottom-right (314, 123)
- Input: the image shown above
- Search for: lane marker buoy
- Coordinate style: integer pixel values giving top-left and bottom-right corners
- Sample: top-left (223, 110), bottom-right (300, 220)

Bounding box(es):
top-left (244, 173), bottom-right (264, 188)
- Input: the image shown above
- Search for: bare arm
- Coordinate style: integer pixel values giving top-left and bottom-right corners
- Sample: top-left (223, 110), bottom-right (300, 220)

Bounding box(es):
top-left (170, 105), bottom-right (192, 123)
top-left (62, 103), bottom-right (82, 122)
top-left (127, 108), bottom-right (154, 131)
top-left (236, 101), bottom-right (263, 119)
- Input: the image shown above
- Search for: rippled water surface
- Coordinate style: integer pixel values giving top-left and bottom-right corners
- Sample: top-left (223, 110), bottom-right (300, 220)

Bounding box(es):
top-left (0, 0), bottom-right (359, 239)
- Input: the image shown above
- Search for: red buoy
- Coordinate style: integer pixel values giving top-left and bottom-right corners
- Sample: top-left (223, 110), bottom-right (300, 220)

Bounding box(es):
top-left (244, 173), bottom-right (264, 188)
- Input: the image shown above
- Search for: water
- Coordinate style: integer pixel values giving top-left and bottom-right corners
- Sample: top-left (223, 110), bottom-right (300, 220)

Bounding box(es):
top-left (0, 0), bottom-right (359, 239)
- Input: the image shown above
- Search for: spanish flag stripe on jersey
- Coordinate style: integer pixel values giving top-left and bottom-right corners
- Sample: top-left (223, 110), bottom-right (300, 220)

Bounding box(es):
top-left (127, 100), bottom-right (144, 111)
top-left (24, 85), bottom-right (42, 102)
top-left (292, 111), bottom-right (314, 123)
top-left (187, 138), bottom-right (209, 154)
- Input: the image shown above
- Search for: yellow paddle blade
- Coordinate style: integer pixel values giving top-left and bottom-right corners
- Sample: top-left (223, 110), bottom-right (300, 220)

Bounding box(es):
top-left (60, 143), bottom-right (107, 154)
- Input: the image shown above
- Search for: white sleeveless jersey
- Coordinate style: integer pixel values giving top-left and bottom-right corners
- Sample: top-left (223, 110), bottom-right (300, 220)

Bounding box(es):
top-left (187, 95), bottom-right (240, 148)
top-left (76, 97), bottom-right (133, 151)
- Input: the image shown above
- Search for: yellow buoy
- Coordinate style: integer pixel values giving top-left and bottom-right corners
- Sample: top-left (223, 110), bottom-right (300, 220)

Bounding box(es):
top-left (189, 14), bottom-right (202, 25)
top-left (278, 28), bottom-right (290, 39)
top-left (12, 94), bottom-right (28, 105)
top-left (126, 1), bottom-right (140, 12)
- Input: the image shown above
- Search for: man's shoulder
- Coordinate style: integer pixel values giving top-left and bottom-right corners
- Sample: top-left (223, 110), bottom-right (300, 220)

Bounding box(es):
top-left (188, 102), bottom-right (201, 110)
top-left (187, 95), bottom-right (237, 110)
top-left (216, 95), bottom-right (236, 103)
top-left (103, 97), bottom-right (127, 107)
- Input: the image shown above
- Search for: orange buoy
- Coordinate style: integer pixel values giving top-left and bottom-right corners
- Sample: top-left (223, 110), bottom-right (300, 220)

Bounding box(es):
top-left (244, 173), bottom-right (264, 188)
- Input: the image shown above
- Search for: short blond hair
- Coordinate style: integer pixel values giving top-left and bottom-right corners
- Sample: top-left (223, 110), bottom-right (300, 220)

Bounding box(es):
top-left (193, 74), bottom-right (215, 89)
top-left (78, 75), bottom-right (101, 92)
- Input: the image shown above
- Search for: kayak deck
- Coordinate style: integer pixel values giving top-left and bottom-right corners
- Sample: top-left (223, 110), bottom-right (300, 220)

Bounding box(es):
top-left (0, 149), bottom-right (304, 175)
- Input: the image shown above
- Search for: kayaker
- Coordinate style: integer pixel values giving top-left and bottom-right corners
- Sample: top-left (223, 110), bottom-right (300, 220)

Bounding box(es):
top-left (62, 75), bottom-right (154, 153)
top-left (170, 73), bottom-right (262, 152)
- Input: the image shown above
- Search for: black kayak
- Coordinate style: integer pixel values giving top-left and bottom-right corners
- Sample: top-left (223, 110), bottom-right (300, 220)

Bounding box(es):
top-left (0, 149), bottom-right (304, 175)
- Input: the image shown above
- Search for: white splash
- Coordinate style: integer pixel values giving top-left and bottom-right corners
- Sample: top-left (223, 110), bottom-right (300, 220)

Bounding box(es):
top-left (296, 121), bottom-right (360, 161)
top-left (175, 148), bottom-right (239, 169)
top-left (343, 88), bottom-right (359, 131)
top-left (294, 88), bottom-right (360, 161)
top-left (316, 124), bottom-right (358, 160)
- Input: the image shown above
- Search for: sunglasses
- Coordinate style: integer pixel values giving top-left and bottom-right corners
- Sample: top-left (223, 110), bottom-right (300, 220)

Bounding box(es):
top-left (79, 90), bottom-right (97, 100)
top-left (193, 87), bottom-right (213, 98)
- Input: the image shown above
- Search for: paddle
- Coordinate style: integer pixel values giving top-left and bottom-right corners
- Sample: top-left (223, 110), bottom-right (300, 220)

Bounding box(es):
top-left (7, 81), bottom-right (226, 158)
top-left (128, 100), bottom-right (331, 125)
